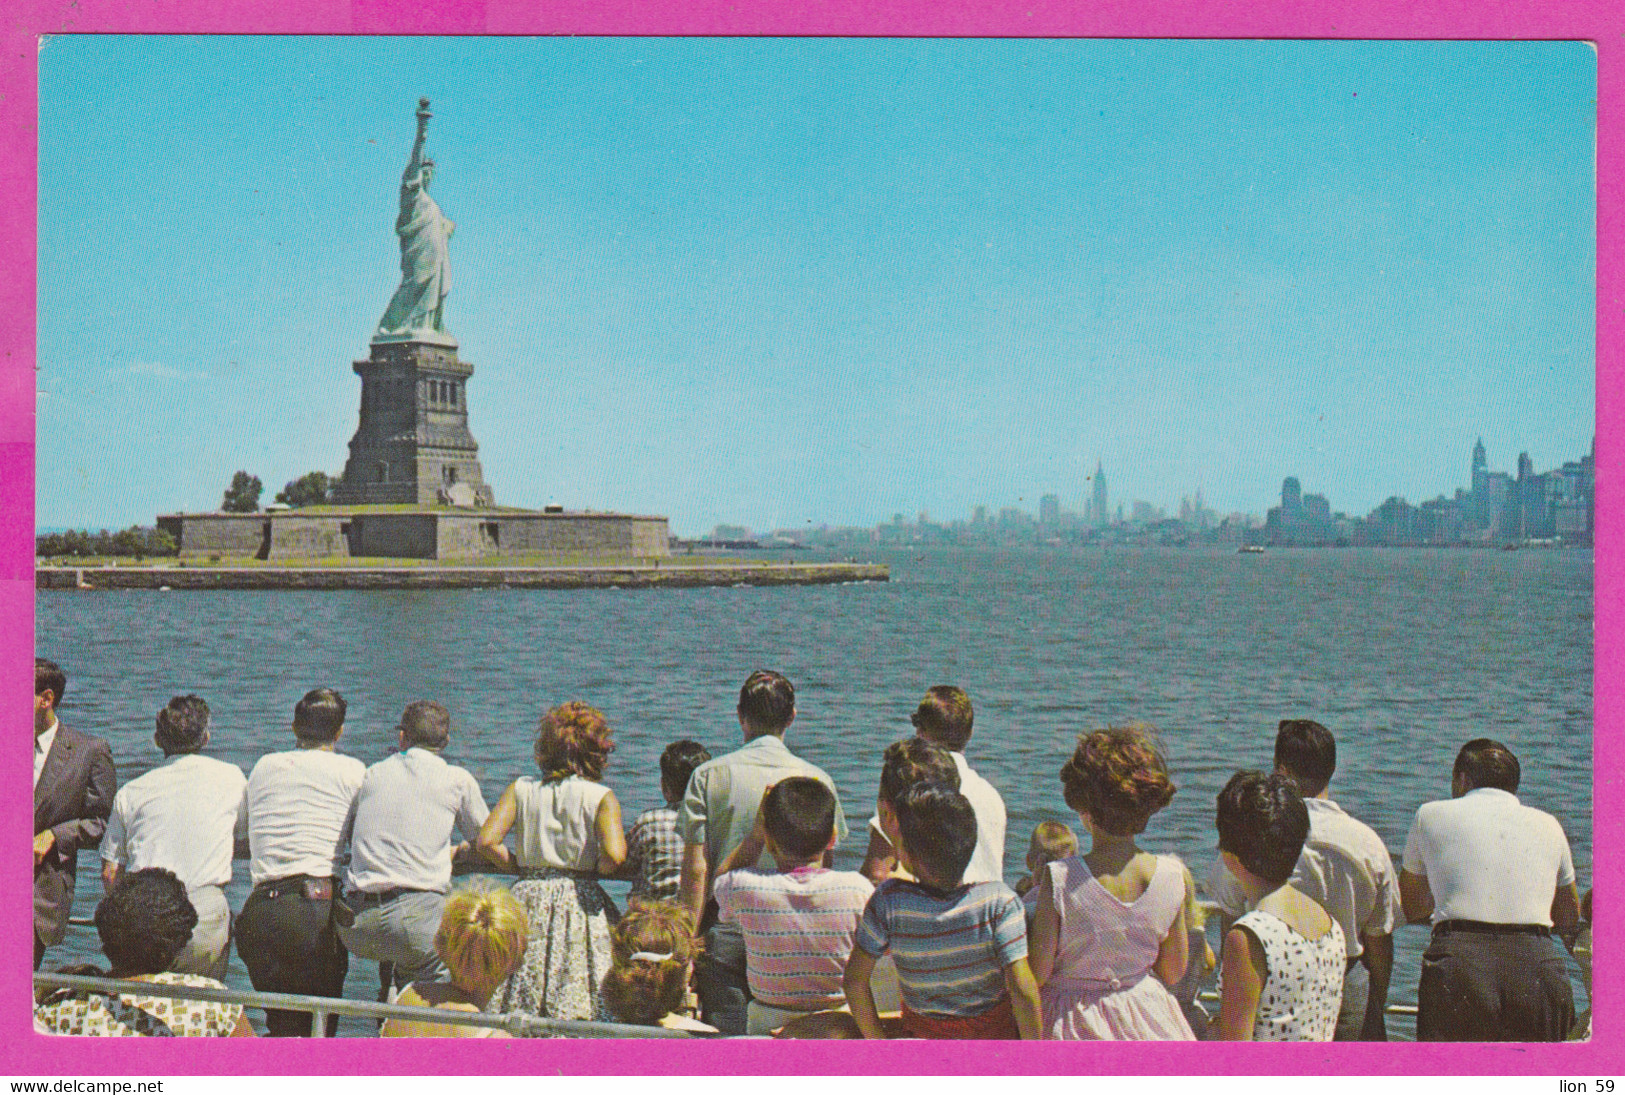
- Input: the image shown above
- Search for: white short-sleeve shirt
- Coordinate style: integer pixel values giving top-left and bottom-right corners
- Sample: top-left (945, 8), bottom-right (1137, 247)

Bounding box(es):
top-left (867, 751), bottom-right (1008, 885)
top-left (1402, 787), bottom-right (1576, 925)
top-left (102, 753), bottom-right (248, 890)
top-left (246, 747), bottom-right (367, 887)
top-left (345, 747), bottom-right (490, 894)
top-left (1210, 796), bottom-right (1402, 958)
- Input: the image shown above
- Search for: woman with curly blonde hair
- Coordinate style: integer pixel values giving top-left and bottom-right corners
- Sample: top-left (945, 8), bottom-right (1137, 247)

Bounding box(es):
top-left (382, 884), bottom-right (529, 1038)
top-left (1028, 725), bottom-right (1196, 1040)
top-left (478, 702), bottom-right (627, 1021)
top-left (600, 899), bottom-right (716, 1032)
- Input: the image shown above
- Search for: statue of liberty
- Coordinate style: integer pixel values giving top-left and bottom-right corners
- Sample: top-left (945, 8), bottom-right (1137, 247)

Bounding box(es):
top-left (376, 98), bottom-right (455, 341)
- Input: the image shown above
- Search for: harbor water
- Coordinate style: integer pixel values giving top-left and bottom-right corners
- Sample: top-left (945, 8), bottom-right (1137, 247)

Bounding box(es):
top-left (35, 545), bottom-right (1594, 1039)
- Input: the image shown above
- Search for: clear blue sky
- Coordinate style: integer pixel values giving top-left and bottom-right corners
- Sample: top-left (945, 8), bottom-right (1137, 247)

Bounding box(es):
top-left (37, 37), bottom-right (1595, 536)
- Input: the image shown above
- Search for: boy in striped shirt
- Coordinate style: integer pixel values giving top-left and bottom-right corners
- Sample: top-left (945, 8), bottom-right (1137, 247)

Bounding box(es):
top-left (713, 777), bottom-right (874, 1035)
top-left (844, 782), bottom-right (1041, 1039)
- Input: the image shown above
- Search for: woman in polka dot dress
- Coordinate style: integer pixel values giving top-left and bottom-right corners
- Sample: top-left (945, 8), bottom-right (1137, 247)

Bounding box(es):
top-left (1213, 771), bottom-right (1345, 1041)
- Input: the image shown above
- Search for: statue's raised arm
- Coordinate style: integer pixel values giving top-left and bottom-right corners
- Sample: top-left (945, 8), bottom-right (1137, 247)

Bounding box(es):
top-left (376, 97), bottom-right (456, 342)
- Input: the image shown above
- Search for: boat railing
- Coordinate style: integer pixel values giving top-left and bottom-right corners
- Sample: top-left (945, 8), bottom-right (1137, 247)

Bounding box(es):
top-left (31, 972), bottom-right (709, 1039)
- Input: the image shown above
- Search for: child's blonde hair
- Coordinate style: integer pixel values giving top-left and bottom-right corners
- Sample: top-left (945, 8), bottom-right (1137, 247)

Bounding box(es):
top-left (1026, 819), bottom-right (1078, 870)
top-left (435, 884), bottom-right (530, 990)
top-left (600, 899), bottom-right (699, 1026)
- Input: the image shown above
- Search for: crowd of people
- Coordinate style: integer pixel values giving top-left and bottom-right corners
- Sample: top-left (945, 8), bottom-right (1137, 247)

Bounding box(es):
top-left (32, 657), bottom-right (1588, 1042)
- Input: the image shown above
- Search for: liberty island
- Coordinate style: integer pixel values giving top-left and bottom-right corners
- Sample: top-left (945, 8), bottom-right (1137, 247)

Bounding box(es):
top-left (100, 100), bottom-right (885, 588)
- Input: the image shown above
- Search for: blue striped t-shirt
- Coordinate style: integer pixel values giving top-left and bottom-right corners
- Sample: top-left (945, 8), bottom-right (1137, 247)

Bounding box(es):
top-left (853, 878), bottom-right (1028, 1018)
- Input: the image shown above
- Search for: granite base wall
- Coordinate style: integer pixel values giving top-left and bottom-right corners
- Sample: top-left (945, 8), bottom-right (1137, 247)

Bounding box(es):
top-left (158, 510), bottom-right (670, 561)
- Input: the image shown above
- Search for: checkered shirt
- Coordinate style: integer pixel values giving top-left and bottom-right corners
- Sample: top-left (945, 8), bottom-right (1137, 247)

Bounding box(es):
top-left (628, 806), bottom-right (685, 901)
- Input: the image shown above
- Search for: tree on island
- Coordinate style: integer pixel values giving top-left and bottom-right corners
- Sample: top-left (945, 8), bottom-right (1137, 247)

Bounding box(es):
top-left (37, 526), bottom-right (176, 559)
top-left (275, 471), bottom-right (337, 508)
top-left (221, 471), bottom-right (263, 513)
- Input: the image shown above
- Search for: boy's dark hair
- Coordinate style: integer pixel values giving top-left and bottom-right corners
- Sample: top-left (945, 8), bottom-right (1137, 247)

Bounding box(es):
top-left (879, 737), bottom-right (960, 808)
top-left (154, 695), bottom-right (211, 755)
top-left (1454, 738), bottom-right (1520, 793)
top-left (95, 867), bottom-right (198, 976)
top-left (293, 687), bottom-right (347, 745)
top-left (1273, 719), bottom-right (1336, 797)
top-left (35, 658), bottom-right (67, 703)
top-left (910, 686), bottom-right (975, 751)
top-left (659, 740), bottom-right (712, 804)
top-left (894, 782), bottom-right (978, 890)
top-left (1215, 771), bottom-right (1309, 885)
top-left (761, 776), bottom-right (837, 861)
top-left (398, 700), bottom-right (451, 750)
top-left (737, 670), bottom-right (795, 737)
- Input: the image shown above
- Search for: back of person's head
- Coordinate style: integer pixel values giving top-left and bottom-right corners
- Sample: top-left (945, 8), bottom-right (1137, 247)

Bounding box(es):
top-left (762, 776), bottom-right (837, 861)
top-left (1454, 738), bottom-right (1520, 793)
top-left (1059, 726), bottom-right (1177, 836)
top-left (659, 739), bottom-right (712, 804)
top-left (895, 782), bottom-right (978, 890)
top-left (154, 694), bottom-right (211, 755)
top-left (435, 884), bottom-right (529, 992)
top-left (601, 899), bottom-right (699, 1026)
top-left (1215, 770), bottom-right (1309, 885)
top-left (878, 736), bottom-right (960, 809)
top-left (1026, 819), bottom-right (1078, 871)
top-left (534, 701), bottom-right (615, 781)
top-left (910, 686), bottom-right (975, 751)
top-left (737, 670), bottom-right (796, 737)
top-left (35, 658), bottom-right (67, 704)
top-left (398, 700), bottom-right (451, 750)
top-left (293, 687), bottom-right (347, 745)
top-left (1273, 718), bottom-right (1336, 797)
top-left (95, 868), bottom-right (197, 976)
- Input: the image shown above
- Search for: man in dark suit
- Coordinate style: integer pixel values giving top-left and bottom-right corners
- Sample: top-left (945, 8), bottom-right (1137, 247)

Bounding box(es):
top-left (34, 658), bottom-right (117, 970)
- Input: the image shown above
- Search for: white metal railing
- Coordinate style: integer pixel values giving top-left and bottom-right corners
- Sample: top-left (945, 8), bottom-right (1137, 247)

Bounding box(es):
top-left (32, 972), bottom-right (707, 1039)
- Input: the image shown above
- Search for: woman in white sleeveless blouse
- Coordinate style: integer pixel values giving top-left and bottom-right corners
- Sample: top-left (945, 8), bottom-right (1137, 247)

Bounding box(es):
top-left (1214, 771), bottom-right (1344, 1041)
top-left (478, 702), bottom-right (627, 1022)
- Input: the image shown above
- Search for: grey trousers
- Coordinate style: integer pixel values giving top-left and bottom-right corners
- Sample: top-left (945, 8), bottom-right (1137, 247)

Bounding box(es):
top-left (1334, 957), bottom-right (1371, 1040)
top-left (171, 885), bottom-right (232, 981)
top-left (336, 890), bottom-right (448, 990)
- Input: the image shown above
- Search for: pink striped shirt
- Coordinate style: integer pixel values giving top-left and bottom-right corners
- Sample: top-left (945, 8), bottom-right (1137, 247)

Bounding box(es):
top-left (714, 865), bottom-right (874, 1010)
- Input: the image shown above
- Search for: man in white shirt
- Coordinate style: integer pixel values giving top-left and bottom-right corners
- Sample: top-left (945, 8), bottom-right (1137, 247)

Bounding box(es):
top-left (236, 688), bottom-right (365, 1036)
top-left (859, 686), bottom-right (1007, 887)
top-left (337, 700), bottom-right (490, 993)
top-left (101, 694), bottom-right (247, 979)
top-left (1400, 738), bottom-right (1580, 1041)
top-left (1210, 719), bottom-right (1404, 1039)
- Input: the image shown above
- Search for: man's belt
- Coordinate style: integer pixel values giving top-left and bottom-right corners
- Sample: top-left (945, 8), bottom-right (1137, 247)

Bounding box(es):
top-left (346, 885), bottom-right (425, 907)
top-left (1433, 919), bottom-right (1550, 937)
top-left (253, 875), bottom-right (335, 902)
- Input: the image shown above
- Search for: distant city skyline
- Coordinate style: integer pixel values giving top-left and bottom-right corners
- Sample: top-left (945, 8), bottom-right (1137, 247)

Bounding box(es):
top-left (37, 38), bottom-right (1595, 537)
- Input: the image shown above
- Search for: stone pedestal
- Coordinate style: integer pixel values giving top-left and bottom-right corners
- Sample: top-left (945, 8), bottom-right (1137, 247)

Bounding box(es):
top-left (333, 337), bottom-right (494, 506)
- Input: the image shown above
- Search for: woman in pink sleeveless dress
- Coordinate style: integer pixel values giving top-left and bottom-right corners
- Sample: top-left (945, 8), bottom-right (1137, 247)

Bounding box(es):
top-left (1030, 727), bottom-right (1196, 1040)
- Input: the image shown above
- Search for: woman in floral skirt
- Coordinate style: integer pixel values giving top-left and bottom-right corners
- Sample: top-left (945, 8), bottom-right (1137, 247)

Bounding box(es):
top-left (478, 702), bottom-right (627, 1021)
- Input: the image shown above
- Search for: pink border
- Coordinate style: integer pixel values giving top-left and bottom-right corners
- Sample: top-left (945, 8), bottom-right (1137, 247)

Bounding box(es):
top-left (4, 0), bottom-right (1619, 1076)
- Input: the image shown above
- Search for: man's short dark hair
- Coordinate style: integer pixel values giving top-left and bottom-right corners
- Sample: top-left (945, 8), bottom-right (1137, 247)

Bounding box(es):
top-left (737, 670), bottom-right (795, 737)
top-left (895, 782), bottom-right (978, 890)
top-left (398, 700), bottom-right (451, 750)
top-left (1216, 771), bottom-right (1309, 886)
top-left (910, 686), bottom-right (975, 751)
top-left (95, 867), bottom-right (198, 976)
top-left (879, 737), bottom-right (960, 809)
top-left (293, 687), bottom-right (347, 745)
top-left (1273, 719), bottom-right (1336, 797)
top-left (761, 777), bottom-right (837, 861)
top-left (35, 658), bottom-right (67, 703)
top-left (1454, 738), bottom-right (1520, 793)
top-left (659, 740), bottom-right (712, 804)
top-left (154, 695), bottom-right (210, 755)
